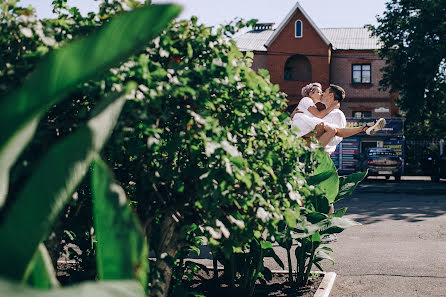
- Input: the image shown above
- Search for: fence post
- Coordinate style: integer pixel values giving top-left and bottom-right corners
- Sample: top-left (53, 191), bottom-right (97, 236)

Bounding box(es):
top-left (440, 139), bottom-right (444, 156)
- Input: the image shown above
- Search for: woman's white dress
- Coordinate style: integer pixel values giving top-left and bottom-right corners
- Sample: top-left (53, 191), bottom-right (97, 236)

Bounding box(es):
top-left (291, 97), bottom-right (323, 137)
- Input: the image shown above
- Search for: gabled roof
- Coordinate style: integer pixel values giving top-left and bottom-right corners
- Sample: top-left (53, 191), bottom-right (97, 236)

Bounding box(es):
top-left (233, 28), bottom-right (380, 51)
top-left (234, 29), bottom-right (273, 52)
top-left (321, 28), bottom-right (381, 50)
top-left (264, 1), bottom-right (330, 48)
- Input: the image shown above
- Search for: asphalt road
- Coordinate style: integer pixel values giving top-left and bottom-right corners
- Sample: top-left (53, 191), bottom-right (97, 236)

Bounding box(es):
top-left (172, 178), bottom-right (446, 296)
top-left (265, 179), bottom-right (446, 297)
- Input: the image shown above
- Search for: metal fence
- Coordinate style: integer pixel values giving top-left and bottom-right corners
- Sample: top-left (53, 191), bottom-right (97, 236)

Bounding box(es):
top-left (404, 139), bottom-right (443, 175)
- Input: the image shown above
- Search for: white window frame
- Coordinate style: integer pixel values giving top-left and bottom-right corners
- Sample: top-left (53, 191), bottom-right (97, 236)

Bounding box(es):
top-left (295, 20), bottom-right (303, 38)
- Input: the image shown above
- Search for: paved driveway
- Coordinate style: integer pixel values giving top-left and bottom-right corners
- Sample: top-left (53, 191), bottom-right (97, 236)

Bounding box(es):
top-left (325, 180), bottom-right (446, 297)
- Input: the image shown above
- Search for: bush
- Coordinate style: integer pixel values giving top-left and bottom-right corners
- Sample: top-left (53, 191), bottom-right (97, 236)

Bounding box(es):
top-left (0, 1), bottom-right (180, 296)
top-left (0, 2), bottom-right (365, 297)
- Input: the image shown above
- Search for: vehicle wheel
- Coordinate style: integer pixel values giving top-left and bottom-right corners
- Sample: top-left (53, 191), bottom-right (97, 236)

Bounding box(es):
top-left (431, 175), bottom-right (440, 182)
top-left (394, 175), bottom-right (401, 181)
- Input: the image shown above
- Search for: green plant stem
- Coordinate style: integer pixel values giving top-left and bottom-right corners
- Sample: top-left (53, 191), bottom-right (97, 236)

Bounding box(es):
top-left (304, 242), bottom-right (317, 285)
top-left (213, 257), bottom-right (218, 281)
top-left (229, 255), bottom-right (236, 289)
top-left (248, 245), bottom-right (263, 297)
top-left (296, 240), bottom-right (306, 286)
top-left (286, 244), bottom-right (293, 283)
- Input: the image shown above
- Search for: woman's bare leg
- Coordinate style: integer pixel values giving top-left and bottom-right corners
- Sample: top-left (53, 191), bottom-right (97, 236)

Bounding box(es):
top-left (335, 125), bottom-right (366, 138)
top-left (301, 122), bottom-right (337, 148)
top-left (328, 204), bottom-right (334, 215)
top-left (318, 125), bottom-right (337, 147)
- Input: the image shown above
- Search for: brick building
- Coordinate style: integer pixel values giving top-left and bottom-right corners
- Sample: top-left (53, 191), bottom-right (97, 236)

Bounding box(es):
top-left (234, 2), bottom-right (404, 173)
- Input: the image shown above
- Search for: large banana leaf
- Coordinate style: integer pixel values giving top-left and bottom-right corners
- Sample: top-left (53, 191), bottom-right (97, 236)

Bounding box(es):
top-left (0, 4), bottom-right (181, 207)
top-left (92, 159), bottom-right (148, 289)
top-left (335, 171), bottom-right (368, 203)
top-left (292, 215), bottom-right (360, 238)
top-left (317, 217), bottom-right (361, 235)
top-left (0, 92), bottom-right (126, 280)
top-left (0, 279), bottom-right (144, 297)
top-left (307, 149), bottom-right (339, 203)
top-left (23, 244), bottom-right (60, 289)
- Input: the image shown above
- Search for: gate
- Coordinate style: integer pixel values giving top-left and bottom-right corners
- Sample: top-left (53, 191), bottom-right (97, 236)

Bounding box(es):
top-left (404, 140), bottom-right (442, 175)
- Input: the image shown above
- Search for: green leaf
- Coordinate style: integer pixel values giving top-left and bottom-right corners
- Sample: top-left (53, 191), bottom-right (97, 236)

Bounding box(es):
top-left (0, 118), bottom-right (39, 208)
top-left (311, 232), bottom-right (321, 242)
top-left (284, 209), bottom-right (297, 228)
top-left (0, 279), bottom-right (145, 297)
top-left (335, 171), bottom-right (367, 203)
top-left (23, 244), bottom-right (59, 289)
top-left (308, 150), bottom-right (339, 203)
top-left (331, 207), bottom-right (347, 218)
top-left (257, 68), bottom-right (270, 80)
top-left (260, 241), bottom-right (273, 249)
top-left (92, 159), bottom-right (149, 289)
top-left (312, 194), bottom-right (331, 214)
top-left (262, 267), bottom-right (273, 281)
top-left (313, 250), bottom-right (334, 265)
top-left (293, 215), bottom-right (323, 238)
top-left (187, 42), bottom-right (193, 58)
top-left (306, 212), bottom-right (327, 224)
top-left (318, 217), bottom-right (361, 235)
top-left (0, 4), bottom-right (181, 206)
top-left (307, 171), bottom-right (333, 185)
top-left (313, 262), bottom-right (324, 272)
top-left (229, 156), bottom-right (245, 168)
top-left (0, 93), bottom-right (126, 280)
top-left (261, 164), bottom-right (277, 180)
top-left (263, 247), bottom-right (284, 269)
top-left (189, 246), bottom-right (201, 257)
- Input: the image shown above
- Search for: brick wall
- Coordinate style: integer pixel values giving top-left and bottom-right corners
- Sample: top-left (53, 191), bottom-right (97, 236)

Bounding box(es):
top-left (330, 50), bottom-right (398, 118)
top-left (266, 9), bottom-right (330, 105)
top-left (247, 8), bottom-right (399, 117)
top-left (251, 51), bottom-right (268, 72)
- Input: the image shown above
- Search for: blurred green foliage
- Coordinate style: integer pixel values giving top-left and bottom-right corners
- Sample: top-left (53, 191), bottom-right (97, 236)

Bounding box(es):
top-left (0, 1), bottom-right (364, 297)
top-left (368, 0), bottom-right (446, 139)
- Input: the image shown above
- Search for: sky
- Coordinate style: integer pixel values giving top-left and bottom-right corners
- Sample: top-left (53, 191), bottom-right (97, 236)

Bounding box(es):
top-left (19, 0), bottom-right (389, 29)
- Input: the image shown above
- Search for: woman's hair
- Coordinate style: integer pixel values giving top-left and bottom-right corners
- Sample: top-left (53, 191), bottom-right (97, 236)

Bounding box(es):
top-left (301, 82), bottom-right (322, 97)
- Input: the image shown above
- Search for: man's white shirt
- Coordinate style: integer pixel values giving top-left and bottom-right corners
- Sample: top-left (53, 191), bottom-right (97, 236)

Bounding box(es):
top-left (323, 109), bottom-right (346, 155)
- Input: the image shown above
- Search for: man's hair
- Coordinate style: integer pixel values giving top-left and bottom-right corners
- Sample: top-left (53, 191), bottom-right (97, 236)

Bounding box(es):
top-left (329, 84), bottom-right (345, 102)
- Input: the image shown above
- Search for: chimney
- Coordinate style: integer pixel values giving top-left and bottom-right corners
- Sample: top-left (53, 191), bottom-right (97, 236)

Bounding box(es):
top-left (254, 23), bottom-right (274, 31)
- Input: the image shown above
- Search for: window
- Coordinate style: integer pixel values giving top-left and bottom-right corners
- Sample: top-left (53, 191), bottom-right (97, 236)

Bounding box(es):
top-left (352, 64), bottom-right (371, 84)
top-left (352, 111), bottom-right (372, 118)
top-left (284, 54), bottom-right (311, 81)
top-left (295, 20), bottom-right (302, 38)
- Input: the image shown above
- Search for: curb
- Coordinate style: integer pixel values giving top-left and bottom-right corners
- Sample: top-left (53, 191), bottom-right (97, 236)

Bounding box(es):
top-left (270, 270), bottom-right (336, 297)
top-left (356, 185), bottom-right (446, 195)
top-left (314, 272), bottom-right (336, 297)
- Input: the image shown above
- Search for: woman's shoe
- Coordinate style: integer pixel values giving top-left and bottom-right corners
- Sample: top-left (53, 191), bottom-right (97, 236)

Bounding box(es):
top-left (364, 118), bottom-right (386, 135)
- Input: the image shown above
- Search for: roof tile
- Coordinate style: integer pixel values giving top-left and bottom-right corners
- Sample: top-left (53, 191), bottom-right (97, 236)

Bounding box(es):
top-left (233, 27), bottom-right (381, 51)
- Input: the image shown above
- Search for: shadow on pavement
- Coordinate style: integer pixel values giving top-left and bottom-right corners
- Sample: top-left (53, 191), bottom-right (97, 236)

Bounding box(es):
top-left (337, 185), bottom-right (446, 225)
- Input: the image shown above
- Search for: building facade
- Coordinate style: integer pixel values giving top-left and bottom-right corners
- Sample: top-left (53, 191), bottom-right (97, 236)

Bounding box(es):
top-left (234, 2), bottom-right (404, 173)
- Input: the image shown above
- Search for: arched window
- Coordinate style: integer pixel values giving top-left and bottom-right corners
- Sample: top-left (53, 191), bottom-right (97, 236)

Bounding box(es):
top-left (295, 20), bottom-right (303, 38)
top-left (284, 54), bottom-right (312, 81)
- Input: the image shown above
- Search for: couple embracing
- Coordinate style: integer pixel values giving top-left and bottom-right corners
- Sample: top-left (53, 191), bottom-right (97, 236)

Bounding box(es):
top-left (290, 83), bottom-right (386, 155)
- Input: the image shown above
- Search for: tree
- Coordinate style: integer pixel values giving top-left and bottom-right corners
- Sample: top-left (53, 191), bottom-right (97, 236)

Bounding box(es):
top-left (368, 0), bottom-right (446, 139)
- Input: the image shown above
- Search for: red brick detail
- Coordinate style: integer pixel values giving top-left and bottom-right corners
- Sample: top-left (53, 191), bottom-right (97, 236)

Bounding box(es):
top-left (263, 8), bottom-right (331, 105)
